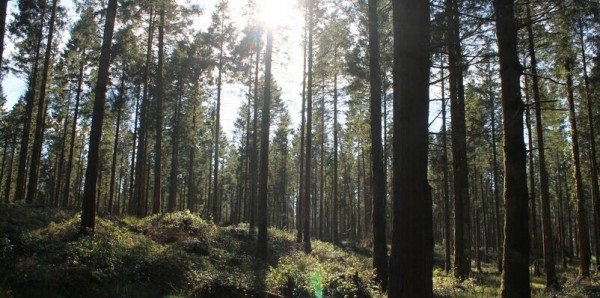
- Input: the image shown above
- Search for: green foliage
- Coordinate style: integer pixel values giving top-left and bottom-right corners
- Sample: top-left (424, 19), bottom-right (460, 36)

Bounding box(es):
top-left (266, 240), bottom-right (381, 297)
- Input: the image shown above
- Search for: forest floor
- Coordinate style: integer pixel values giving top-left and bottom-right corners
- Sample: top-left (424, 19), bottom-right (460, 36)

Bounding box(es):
top-left (0, 204), bottom-right (598, 297)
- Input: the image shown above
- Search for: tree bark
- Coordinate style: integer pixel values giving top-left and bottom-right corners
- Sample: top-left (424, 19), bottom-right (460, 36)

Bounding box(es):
top-left (565, 59), bottom-right (591, 278)
top-left (446, 0), bottom-right (471, 281)
top-left (368, 0), bottom-right (388, 283)
top-left (152, 7), bottom-right (165, 215)
top-left (388, 0), bottom-right (432, 296)
top-left (80, 0), bottom-right (119, 233)
top-left (526, 2), bottom-right (557, 285)
top-left (27, 0), bottom-right (59, 204)
top-left (493, 0), bottom-right (531, 296)
top-left (256, 29), bottom-right (273, 260)
top-left (303, 0), bottom-right (314, 253)
top-left (15, 3), bottom-right (47, 202)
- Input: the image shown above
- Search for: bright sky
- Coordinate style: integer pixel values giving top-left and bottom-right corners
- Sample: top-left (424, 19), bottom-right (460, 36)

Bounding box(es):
top-left (2, 0), bottom-right (305, 138)
top-left (2, 0), bottom-right (443, 138)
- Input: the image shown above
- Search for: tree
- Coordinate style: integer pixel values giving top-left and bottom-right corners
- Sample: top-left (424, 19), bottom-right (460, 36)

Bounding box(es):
top-left (256, 28), bottom-right (273, 260)
top-left (387, 0), bottom-right (432, 296)
top-left (26, 0), bottom-right (59, 204)
top-left (303, 0), bottom-right (314, 253)
top-left (152, 4), bottom-right (166, 215)
top-left (493, 0), bottom-right (531, 296)
top-left (525, 1), bottom-right (557, 287)
top-left (80, 0), bottom-right (119, 233)
top-left (446, 0), bottom-right (471, 280)
top-left (367, 0), bottom-right (387, 289)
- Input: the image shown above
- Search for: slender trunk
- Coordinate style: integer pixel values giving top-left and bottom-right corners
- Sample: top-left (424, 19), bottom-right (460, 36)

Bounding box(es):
top-left (80, 0), bottom-right (119, 232)
top-left (152, 7), bottom-right (165, 215)
top-left (525, 75), bottom-right (540, 276)
top-left (333, 71), bottom-right (339, 245)
top-left (27, 0), bottom-right (59, 204)
top-left (257, 29), bottom-right (273, 260)
top-left (63, 55), bottom-right (85, 209)
top-left (526, 2), bottom-right (557, 285)
top-left (368, 0), bottom-right (388, 283)
top-left (15, 3), bottom-right (47, 202)
top-left (388, 0), bottom-right (432, 296)
top-left (249, 29), bottom-right (261, 236)
top-left (54, 101), bottom-right (70, 206)
top-left (109, 73), bottom-right (126, 214)
top-left (446, 0), bottom-right (471, 280)
top-left (489, 65), bottom-right (503, 273)
top-left (441, 57), bottom-right (452, 273)
top-left (297, 13), bottom-right (307, 243)
top-left (578, 19), bottom-right (600, 271)
top-left (168, 82), bottom-right (183, 212)
top-left (565, 59), bottom-right (590, 278)
top-left (494, 0), bottom-right (531, 295)
top-left (303, 0), bottom-right (314, 253)
top-left (319, 74), bottom-right (325, 240)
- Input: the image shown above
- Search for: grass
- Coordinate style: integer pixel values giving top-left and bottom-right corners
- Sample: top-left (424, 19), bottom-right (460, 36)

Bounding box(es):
top-left (2, 203), bottom-right (600, 297)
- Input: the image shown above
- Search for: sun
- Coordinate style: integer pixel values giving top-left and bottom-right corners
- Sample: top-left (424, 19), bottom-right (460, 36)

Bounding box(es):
top-left (258, 0), bottom-right (299, 29)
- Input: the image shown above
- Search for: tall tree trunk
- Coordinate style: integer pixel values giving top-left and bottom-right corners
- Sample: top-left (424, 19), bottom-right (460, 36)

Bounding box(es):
top-left (80, 0), bottom-right (119, 233)
top-left (368, 0), bottom-right (387, 286)
top-left (248, 29), bottom-right (261, 236)
top-left (63, 54), bottom-right (85, 209)
top-left (332, 71), bottom-right (339, 245)
top-left (303, 0), bottom-right (314, 253)
top-left (578, 19), bottom-right (600, 271)
top-left (15, 3), bottom-right (47, 202)
top-left (319, 74), bottom-right (325, 240)
top-left (257, 29), bottom-right (273, 260)
top-left (297, 13), bottom-right (307, 243)
top-left (152, 7), bottom-right (165, 215)
top-left (489, 63), bottom-right (503, 273)
top-left (446, 0), bottom-right (471, 281)
top-left (493, 0), bottom-right (531, 296)
top-left (565, 59), bottom-right (591, 278)
top-left (169, 82), bottom-right (183, 212)
top-left (526, 2), bottom-right (557, 286)
top-left (524, 76), bottom-right (540, 276)
top-left (388, 0), bottom-right (432, 296)
top-left (53, 101), bottom-right (70, 206)
top-left (212, 8), bottom-right (227, 223)
top-left (441, 57), bottom-right (452, 273)
top-left (109, 73), bottom-right (126, 214)
top-left (134, 8), bottom-right (155, 217)
top-left (27, 0), bottom-right (59, 204)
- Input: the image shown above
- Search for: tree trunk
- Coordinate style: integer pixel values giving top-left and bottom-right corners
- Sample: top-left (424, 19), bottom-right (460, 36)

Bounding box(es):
top-left (109, 73), bottom-right (126, 214)
top-left (493, 0), bottom-right (531, 295)
top-left (134, 8), bottom-right (155, 217)
top-left (441, 57), bottom-right (452, 273)
top-left (526, 2), bottom-right (557, 285)
top-left (257, 29), bottom-right (273, 260)
top-left (80, 0), bottom-right (119, 233)
top-left (388, 0), bottom-right (432, 296)
top-left (524, 78), bottom-right (540, 276)
top-left (565, 59), bottom-right (591, 278)
top-left (303, 0), bottom-right (314, 253)
top-left (578, 19), bottom-right (600, 272)
top-left (333, 71), bottom-right (339, 245)
top-left (446, 0), bottom-right (471, 281)
top-left (152, 7), bottom-right (165, 215)
top-left (367, 0), bottom-right (389, 271)
top-left (249, 29), bottom-right (261, 237)
top-left (168, 82), bottom-right (183, 212)
top-left (15, 3), bottom-right (47, 202)
top-left (27, 0), bottom-right (59, 204)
